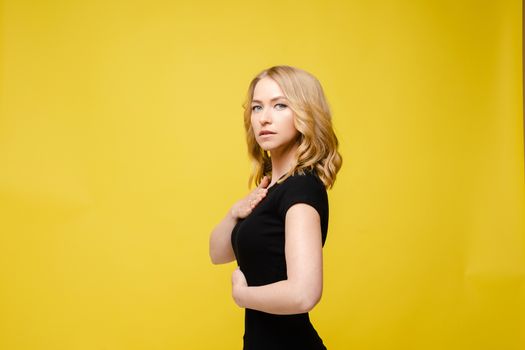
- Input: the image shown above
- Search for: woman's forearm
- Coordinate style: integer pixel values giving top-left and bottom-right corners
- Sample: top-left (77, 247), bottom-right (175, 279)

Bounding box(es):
top-left (233, 279), bottom-right (311, 315)
top-left (209, 209), bottom-right (238, 264)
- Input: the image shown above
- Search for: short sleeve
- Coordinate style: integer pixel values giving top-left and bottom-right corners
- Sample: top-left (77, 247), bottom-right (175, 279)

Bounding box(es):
top-left (277, 173), bottom-right (328, 222)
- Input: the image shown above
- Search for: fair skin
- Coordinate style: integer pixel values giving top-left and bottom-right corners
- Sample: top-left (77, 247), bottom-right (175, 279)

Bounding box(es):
top-left (209, 77), bottom-right (324, 315)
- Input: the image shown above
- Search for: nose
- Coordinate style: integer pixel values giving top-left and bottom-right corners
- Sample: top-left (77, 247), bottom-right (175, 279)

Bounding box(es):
top-left (259, 106), bottom-right (272, 125)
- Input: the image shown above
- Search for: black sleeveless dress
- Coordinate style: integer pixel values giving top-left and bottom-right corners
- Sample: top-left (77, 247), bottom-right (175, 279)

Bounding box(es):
top-left (231, 170), bottom-right (329, 350)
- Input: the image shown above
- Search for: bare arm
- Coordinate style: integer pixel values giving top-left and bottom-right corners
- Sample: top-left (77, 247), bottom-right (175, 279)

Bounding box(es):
top-left (209, 210), bottom-right (239, 264)
top-left (209, 176), bottom-right (270, 264)
top-left (232, 203), bottom-right (324, 314)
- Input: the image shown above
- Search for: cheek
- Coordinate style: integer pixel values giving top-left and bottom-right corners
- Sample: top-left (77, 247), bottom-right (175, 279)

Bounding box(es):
top-left (282, 112), bottom-right (298, 134)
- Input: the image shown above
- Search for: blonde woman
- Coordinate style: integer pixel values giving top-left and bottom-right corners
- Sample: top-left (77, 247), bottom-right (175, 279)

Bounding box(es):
top-left (209, 65), bottom-right (342, 349)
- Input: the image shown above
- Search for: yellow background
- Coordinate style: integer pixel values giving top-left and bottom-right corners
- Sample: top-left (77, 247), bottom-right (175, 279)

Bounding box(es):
top-left (1, 0), bottom-right (524, 349)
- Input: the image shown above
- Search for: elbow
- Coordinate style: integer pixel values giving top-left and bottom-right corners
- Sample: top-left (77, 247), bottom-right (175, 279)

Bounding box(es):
top-left (209, 250), bottom-right (234, 265)
top-left (298, 290), bottom-right (322, 313)
top-left (210, 255), bottom-right (229, 265)
top-left (209, 248), bottom-right (219, 265)
top-left (209, 237), bottom-right (235, 265)
top-left (209, 251), bottom-right (222, 265)
top-left (209, 243), bottom-right (224, 265)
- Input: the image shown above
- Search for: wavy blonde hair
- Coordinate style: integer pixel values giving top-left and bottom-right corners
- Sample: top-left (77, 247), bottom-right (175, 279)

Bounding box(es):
top-left (242, 65), bottom-right (342, 189)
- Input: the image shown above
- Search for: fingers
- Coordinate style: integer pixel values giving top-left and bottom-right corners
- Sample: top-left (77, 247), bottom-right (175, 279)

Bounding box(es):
top-left (243, 192), bottom-right (266, 217)
top-left (237, 176), bottom-right (271, 219)
top-left (251, 177), bottom-right (269, 207)
top-left (261, 175), bottom-right (270, 187)
top-left (258, 175), bottom-right (270, 189)
top-left (250, 188), bottom-right (267, 207)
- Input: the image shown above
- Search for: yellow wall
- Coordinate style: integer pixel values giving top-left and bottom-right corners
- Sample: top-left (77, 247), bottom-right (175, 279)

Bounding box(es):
top-left (0, 0), bottom-right (523, 349)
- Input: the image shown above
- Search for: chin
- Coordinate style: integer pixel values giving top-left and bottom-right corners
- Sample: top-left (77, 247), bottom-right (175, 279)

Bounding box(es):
top-left (258, 145), bottom-right (273, 152)
top-left (256, 141), bottom-right (273, 151)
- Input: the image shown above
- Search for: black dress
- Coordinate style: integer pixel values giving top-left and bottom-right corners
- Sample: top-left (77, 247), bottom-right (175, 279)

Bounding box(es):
top-left (231, 169), bottom-right (329, 350)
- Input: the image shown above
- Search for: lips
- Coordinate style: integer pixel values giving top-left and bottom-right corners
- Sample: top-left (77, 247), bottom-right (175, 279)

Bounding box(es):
top-left (259, 130), bottom-right (276, 136)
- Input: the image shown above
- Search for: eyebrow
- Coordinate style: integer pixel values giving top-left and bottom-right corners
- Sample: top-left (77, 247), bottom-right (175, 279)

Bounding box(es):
top-left (251, 96), bottom-right (287, 104)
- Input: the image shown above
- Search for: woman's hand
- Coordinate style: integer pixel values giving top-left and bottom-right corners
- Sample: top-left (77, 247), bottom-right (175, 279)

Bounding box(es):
top-left (232, 267), bottom-right (248, 308)
top-left (230, 175), bottom-right (270, 220)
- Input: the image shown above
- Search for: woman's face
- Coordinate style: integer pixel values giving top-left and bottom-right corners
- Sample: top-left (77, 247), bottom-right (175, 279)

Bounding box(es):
top-left (250, 77), bottom-right (300, 154)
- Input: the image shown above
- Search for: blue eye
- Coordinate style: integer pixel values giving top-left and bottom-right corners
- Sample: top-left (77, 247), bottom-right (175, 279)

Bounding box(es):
top-left (252, 104), bottom-right (287, 112)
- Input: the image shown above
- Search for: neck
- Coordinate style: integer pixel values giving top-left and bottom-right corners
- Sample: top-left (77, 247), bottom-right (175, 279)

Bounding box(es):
top-left (269, 141), bottom-right (299, 185)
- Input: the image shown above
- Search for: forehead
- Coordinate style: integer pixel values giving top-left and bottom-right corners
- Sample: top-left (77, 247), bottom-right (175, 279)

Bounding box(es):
top-left (252, 77), bottom-right (284, 99)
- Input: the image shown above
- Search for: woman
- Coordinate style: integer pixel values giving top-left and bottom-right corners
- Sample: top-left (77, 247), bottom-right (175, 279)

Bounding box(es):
top-left (209, 65), bottom-right (342, 349)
